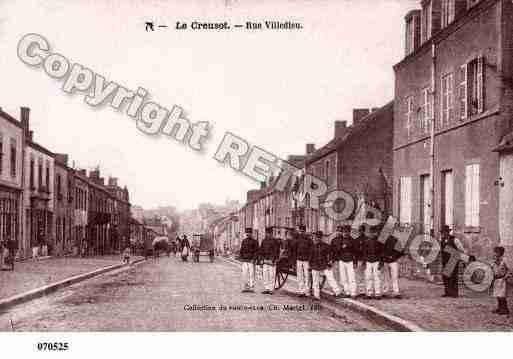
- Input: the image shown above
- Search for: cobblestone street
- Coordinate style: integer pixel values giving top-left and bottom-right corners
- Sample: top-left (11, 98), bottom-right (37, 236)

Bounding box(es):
top-left (0, 257), bottom-right (388, 331)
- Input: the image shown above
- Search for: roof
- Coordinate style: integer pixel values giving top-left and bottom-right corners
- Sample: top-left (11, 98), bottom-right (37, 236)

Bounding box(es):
top-left (29, 140), bottom-right (55, 157)
top-left (305, 100), bottom-right (394, 165)
top-left (0, 109), bottom-right (23, 129)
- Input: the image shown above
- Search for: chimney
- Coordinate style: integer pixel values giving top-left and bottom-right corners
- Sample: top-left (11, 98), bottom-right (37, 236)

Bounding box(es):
top-left (306, 143), bottom-right (316, 155)
top-left (405, 9), bottom-right (421, 56)
top-left (55, 153), bottom-right (69, 166)
top-left (20, 107), bottom-right (30, 136)
top-left (108, 177), bottom-right (118, 187)
top-left (353, 109), bottom-right (371, 126)
top-left (334, 121), bottom-right (348, 139)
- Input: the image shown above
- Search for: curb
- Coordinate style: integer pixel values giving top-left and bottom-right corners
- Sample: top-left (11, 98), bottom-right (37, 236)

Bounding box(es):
top-left (219, 257), bottom-right (423, 332)
top-left (0, 258), bottom-right (146, 313)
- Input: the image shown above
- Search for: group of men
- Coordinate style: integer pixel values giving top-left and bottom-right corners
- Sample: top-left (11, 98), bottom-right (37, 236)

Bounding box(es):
top-left (238, 223), bottom-right (404, 301)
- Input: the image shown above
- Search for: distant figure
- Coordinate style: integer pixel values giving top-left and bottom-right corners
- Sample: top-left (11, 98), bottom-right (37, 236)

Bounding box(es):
top-left (181, 235), bottom-right (190, 262)
top-left (491, 246), bottom-right (510, 315)
top-left (122, 246), bottom-right (131, 264)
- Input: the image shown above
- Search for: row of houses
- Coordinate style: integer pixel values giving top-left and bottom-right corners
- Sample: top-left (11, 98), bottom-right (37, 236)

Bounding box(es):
top-left (0, 106), bottom-right (131, 259)
top-left (219, 0), bottom-right (513, 265)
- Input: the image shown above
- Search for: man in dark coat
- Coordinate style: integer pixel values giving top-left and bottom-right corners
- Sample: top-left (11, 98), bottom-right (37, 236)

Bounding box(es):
top-left (363, 224), bottom-right (384, 299)
top-left (382, 231), bottom-right (405, 299)
top-left (331, 224), bottom-right (357, 298)
top-left (294, 224), bottom-right (313, 297)
top-left (440, 225), bottom-right (467, 298)
top-left (180, 234), bottom-right (191, 262)
top-left (238, 227), bottom-right (259, 293)
top-left (309, 230), bottom-right (343, 301)
top-left (259, 227), bottom-right (281, 294)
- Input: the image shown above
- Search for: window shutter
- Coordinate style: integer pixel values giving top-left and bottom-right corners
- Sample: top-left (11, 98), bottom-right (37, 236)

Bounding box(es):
top-left (465, 165), bottom-right (472, 226)
top-left (477, 56), bottom-right (484, 113)
top-left (459, 64), bottom-right (467, 120)
top-left (473, 164), bottom-right (480, 226)
top-left (448, 73), bottom-right (454, 121)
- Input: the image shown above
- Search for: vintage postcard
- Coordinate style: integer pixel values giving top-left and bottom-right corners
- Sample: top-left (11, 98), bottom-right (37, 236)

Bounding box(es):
top-left (1, 0), bottom-right (512, 354)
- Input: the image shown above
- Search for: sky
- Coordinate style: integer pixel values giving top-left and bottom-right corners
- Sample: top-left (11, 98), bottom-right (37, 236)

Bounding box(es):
top-left (0, 0), bottom-right (417, 211)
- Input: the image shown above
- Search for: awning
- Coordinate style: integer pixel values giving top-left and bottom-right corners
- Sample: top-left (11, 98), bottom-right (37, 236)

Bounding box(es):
top-left (493, 132), bottom-right (513, 152)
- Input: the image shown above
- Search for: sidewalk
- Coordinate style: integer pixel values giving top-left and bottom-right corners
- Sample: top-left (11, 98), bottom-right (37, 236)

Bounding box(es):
top-left (355, 277), bottom-right (513, 331)
top-left (0, 255), bottom-right (142, 301)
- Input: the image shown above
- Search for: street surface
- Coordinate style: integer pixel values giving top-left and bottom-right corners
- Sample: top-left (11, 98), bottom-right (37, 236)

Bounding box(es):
top-left (0, 256), bottom-right (388, 331)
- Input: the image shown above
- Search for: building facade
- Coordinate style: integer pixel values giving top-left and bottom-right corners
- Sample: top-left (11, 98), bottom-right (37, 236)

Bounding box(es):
top-left (0, 108), bottom-right (24, 258)
top-left (393, 0), bottom-right (513, 262)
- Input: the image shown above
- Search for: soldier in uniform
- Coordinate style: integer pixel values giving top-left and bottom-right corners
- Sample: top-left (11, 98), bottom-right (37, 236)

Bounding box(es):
top-left (382, 231), bottom-right (405, 299)
top-left (363, 224), bottom-right (384, 299)
top-left (331, 224), bottom-right (357, 298)
top-left (259, 227), bottom-right (281, 294)
top-left (354, 225), bottom-right (367, 297)
top-left (309, 230), bottom-right (343, 301)
top-left (238, 227), bottom-right (259, 293)
top-left (440, 225), bottom-right (467, 298)
top-left (295, 224), bottom-right (313, 297)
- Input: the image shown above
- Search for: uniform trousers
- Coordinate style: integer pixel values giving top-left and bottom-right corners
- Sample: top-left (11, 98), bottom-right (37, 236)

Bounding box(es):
top-left (382, 261), bottom-right (400, 296)
top-left (296, 260), bottom-right (310, 295)
top-left (262, 263), bottom-right (276, 291)
top-left (312, 268), bottom-right (342, 299)
top-left (241, 261), bottom-right (255, 290)
top-left (338, 260), bottom-right (357, 297)
top-left (365, 261), bottom-right (382, 297)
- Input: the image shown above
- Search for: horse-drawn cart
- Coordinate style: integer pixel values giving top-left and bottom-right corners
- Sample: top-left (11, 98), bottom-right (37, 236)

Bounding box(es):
top-left (192, 233), bottom-right (215, 263)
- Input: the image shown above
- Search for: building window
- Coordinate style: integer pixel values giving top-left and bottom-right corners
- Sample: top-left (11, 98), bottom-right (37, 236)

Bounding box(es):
top-left (57, 174), bottom-right (62, 200)
top-left (38, 158), bottom-right (43, 189)
top-left (465, 164), bottom-right (480, 227)
top-left (441, 0), bottom-right (455, 28)
top-left (10, 138), bottom-right (16, 178)
top-left (405, 17), bottom-right (415, 55)
top-left (421, 0), bottom-right (432, 43)
top-left (45, 160), bottom-right (50, 190)
top-left (30, 157), bottom-right (35, 189)
top-left (406, 96), bottom-right (414, 137)
top-left (441, 73), bottom-right (454, 127)
top-left (460, 57), bottom-right (485, 119)
top-left (399, 176), bottom-right (412, 224)
top-left (421, 87), bottom-right (433, 133)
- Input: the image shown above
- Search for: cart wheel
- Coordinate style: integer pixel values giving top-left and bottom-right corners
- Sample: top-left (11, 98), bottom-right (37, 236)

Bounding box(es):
top-left (274, 269), bottom-right (289, 290)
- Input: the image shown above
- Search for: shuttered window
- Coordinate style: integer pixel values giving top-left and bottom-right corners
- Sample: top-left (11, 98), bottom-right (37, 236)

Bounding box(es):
top-left (441, 73), bottom-right (454, 127)
top-left (465, 164), bottom-right (480, 227)
top-left (399, 177), bottom-right (412, 224)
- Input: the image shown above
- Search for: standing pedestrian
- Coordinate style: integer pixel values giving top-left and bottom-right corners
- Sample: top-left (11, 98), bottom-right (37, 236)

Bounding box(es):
top-left (259, 227), bottom-right (280, 295)
top-left (181, 234), bottom-right (191, 262)
top-left (491, 246), bottom-right (510, 315)
top-left (331, 224), bottom-right (357, 298)
top-left (363, 224), bottom-right (384, 299)
top-left (238, 227), bottom-right (259, 293)
top-left (440, 225), bottom-right (467, 298)
top-left (295, 224), bottom-right (313, 297)
top-left (0, 240), bottom-right (6, 270)
top-left (122, 246), bottom-right (131, 264)
top-left (309, 230), bottom-right (343, 301)
top-left (382, 231), bottom-right (405, 299)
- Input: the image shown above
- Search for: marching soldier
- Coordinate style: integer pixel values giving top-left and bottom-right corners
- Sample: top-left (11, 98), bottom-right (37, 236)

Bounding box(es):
top-left (238, 227), bottom-right (259, 293)
top-left (295, 224), bottom-right (313, 297)
top-left (259, 226), bottom-right (281, 295)
top-left (354, 225), bottom-right (367, 297)
top-left (382, 231), bottom-right (405, 299)
top-left (331, 224), bottom-right (357, 298)
top-left (363, 224), bottom-right (384, 299)
top-left (309, 230), bottom-right (343, 301)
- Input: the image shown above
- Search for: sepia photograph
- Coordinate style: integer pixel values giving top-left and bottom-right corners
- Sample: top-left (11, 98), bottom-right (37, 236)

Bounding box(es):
top-left (0, 0), bottom-right (512, 356)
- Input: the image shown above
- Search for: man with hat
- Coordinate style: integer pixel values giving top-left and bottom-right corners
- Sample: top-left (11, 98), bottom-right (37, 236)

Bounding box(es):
top-left (258, 226), bottom-right (281, 294)
top-left (331, 224), bottom-right (357, 298)
top-left (363, 224), bottom-right (384, 299)
top-left (440, 225), bottom-right (467, 298)
top-left (294, 224), bottom-right (313, 297)
top-left (238, 227), bottom-right (259, 293)
top-left (309, 230), bottom-right (343, 301)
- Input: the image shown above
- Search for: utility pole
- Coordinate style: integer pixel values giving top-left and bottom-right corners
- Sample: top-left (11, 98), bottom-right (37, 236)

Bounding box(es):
top-left (429, 42), bottom-right (436, 238)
